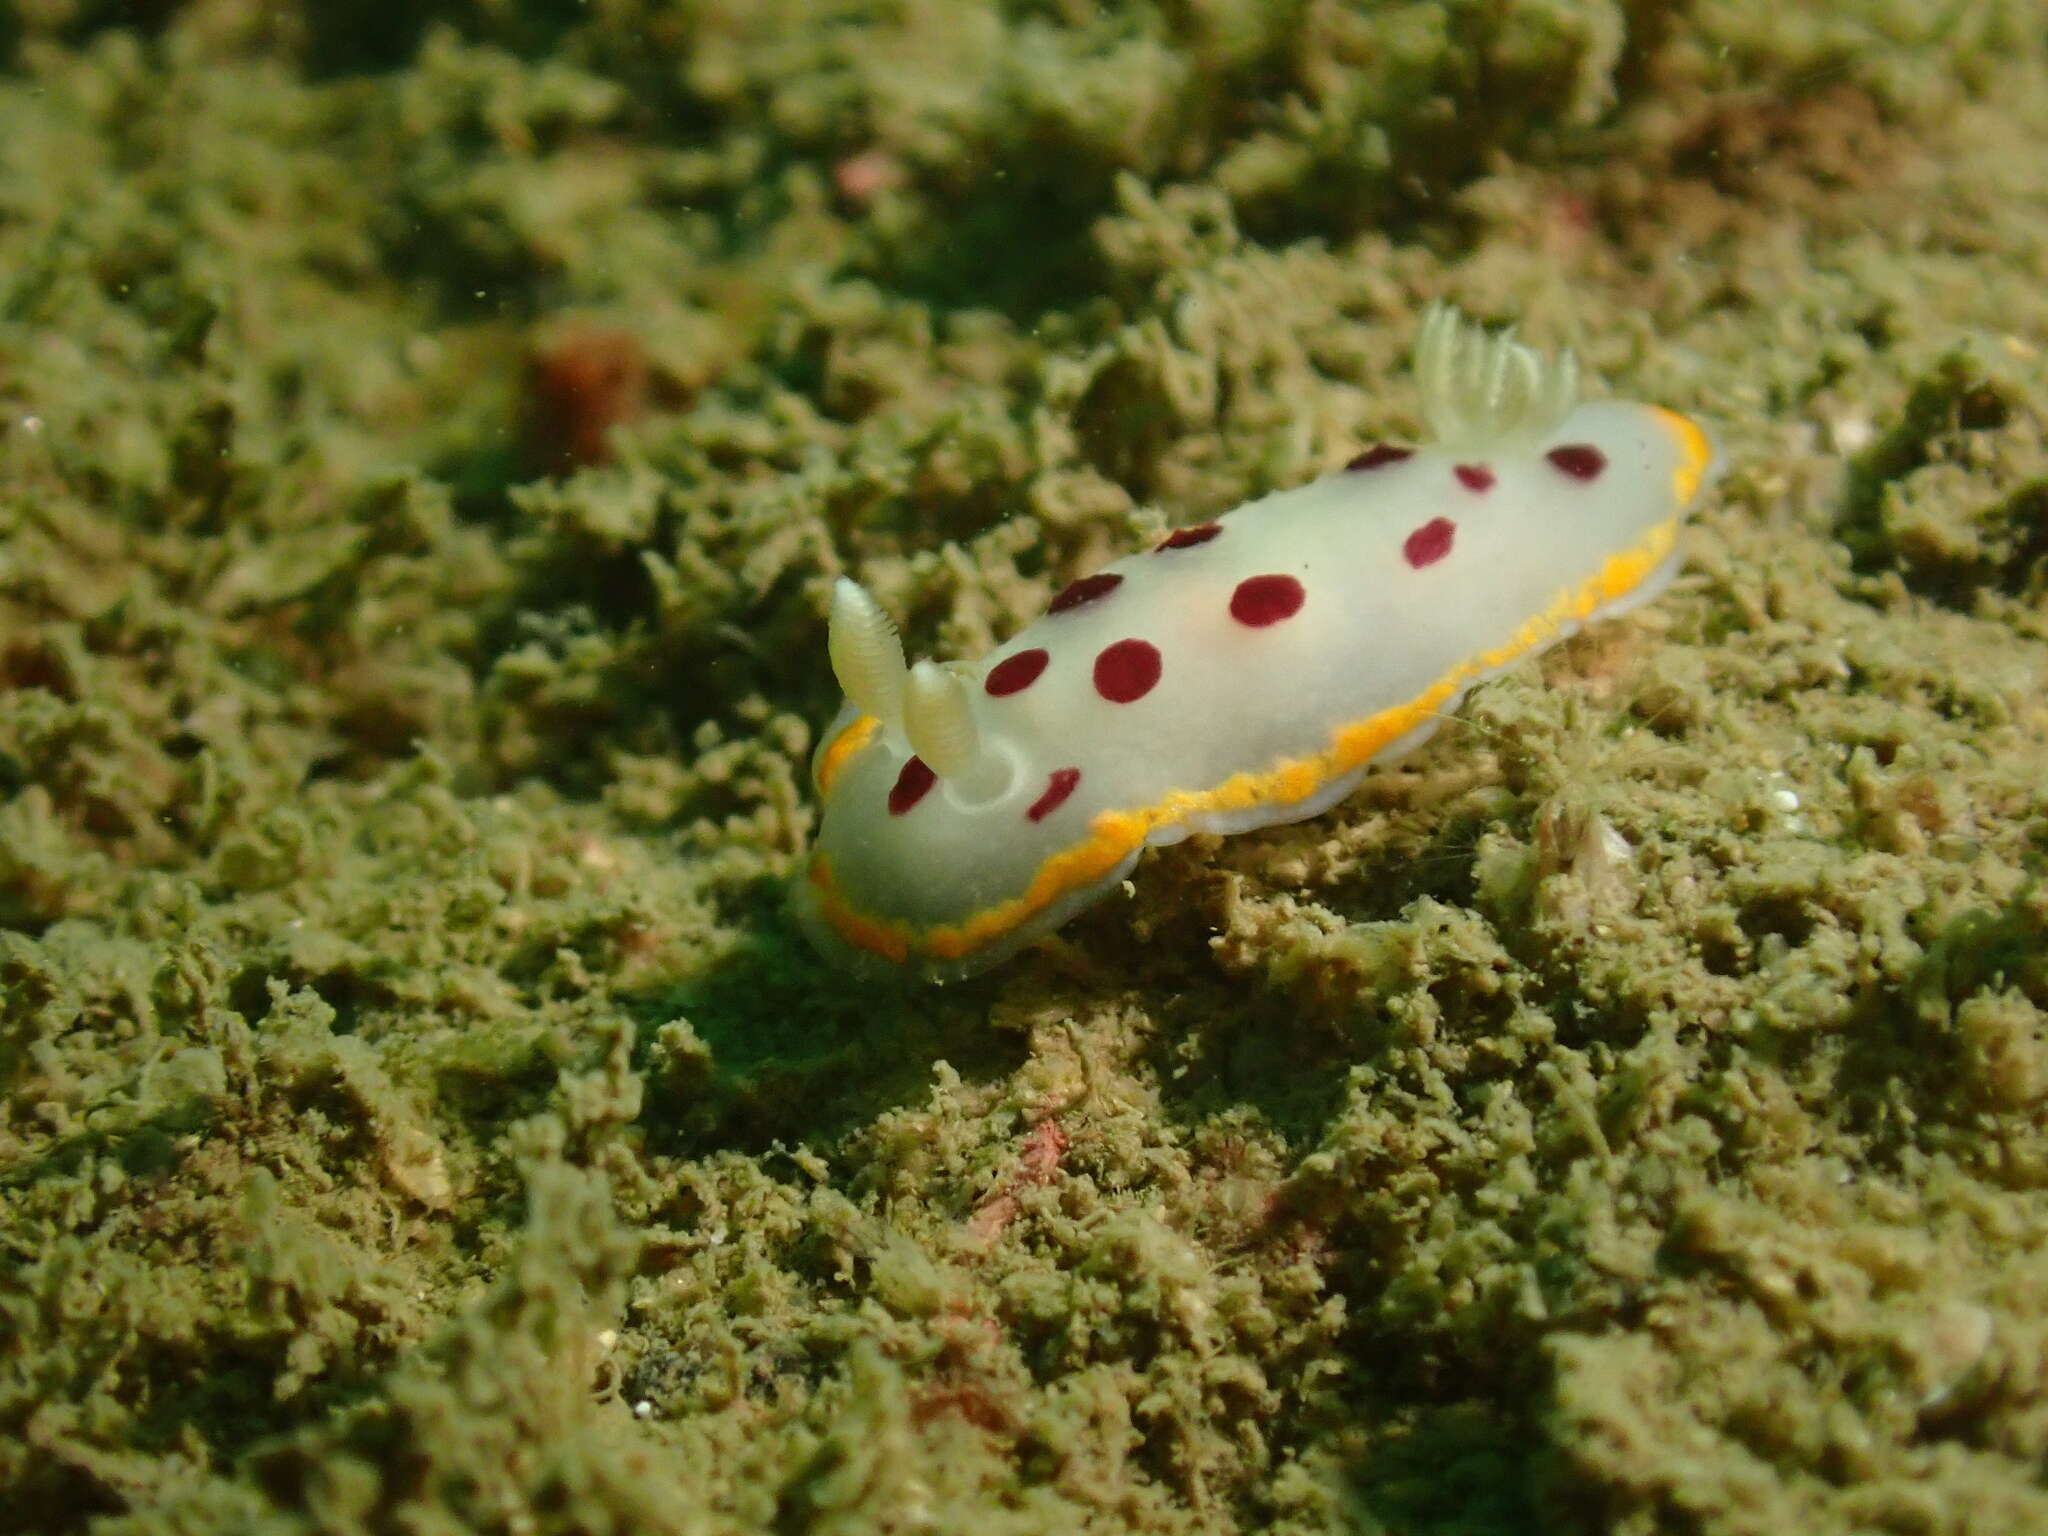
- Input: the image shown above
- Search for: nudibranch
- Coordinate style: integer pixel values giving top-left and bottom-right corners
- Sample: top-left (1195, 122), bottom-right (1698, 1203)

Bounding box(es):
top-left (793, 305), bottom-right (1719, 981)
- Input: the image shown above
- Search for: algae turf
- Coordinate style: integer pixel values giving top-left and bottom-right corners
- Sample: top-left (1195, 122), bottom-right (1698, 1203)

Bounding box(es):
top-left (4, 2), bottom-right (2048, 1534)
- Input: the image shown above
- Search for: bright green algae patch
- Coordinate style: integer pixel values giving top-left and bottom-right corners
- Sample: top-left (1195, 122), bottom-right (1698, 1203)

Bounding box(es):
top-left (4, 3), bottom-right (2048, 1533)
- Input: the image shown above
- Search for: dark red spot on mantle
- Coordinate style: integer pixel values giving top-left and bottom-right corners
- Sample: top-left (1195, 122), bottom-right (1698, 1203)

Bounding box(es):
top-left (984, 648), bottom-right (1049, 697)
top-left (1347, 444), bottom-right (1412, 472)
top-left (889, 756), bottom-right (936, 815)
top-left (1547, 444), bottom-right (1606, 480)
top-left (1049, 571), bottom-right (1122, 614)
top-left (1027, 767), bottom-right (1081, 822)
top-left (1156, 522), bottom-right (1221, 551)
top-left (1403, 518), bottom-right (1456, 569)
top-left (1454, 464), bottom-right (1495, 492)
top-left (1093, 639), bottom-right (1161, 703)
top-left (1229, 574), bottom-right (1306, 627)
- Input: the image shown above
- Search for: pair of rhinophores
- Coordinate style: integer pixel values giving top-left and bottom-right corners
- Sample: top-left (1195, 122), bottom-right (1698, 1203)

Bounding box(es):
top-left (792, 304), bottom-right (1720, 981)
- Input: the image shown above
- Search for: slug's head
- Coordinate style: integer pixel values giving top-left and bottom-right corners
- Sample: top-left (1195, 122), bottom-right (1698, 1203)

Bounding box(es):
top-left (793, 579), bottom-right (1140, 981)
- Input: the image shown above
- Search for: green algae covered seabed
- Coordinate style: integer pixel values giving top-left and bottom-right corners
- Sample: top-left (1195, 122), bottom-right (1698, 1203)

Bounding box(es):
top-left (4, 4), bottom-right (2048, 1532)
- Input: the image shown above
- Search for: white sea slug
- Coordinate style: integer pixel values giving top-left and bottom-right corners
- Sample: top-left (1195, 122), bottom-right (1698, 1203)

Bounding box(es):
top-left (793, 305), bottom-right (1719, 981)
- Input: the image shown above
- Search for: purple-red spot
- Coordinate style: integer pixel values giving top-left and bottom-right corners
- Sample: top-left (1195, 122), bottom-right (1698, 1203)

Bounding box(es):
top-left (1027, 767), bottom-right (1081, 823)
top-left (1048, 571), bottom-right (1122, 614)
top-left (1547, 444), bottom-right (1606, 481)
top-left (1454, 463), bottom-right (1495, 492)
top-left (1093, 638), bottom-right (1161, 703)
top-left (985, 648), bottom-right (1049, 697)
top-left (1347, 443), bottom-right (1413, 472)
top-left (1156, 522), bottom-right (1222, 551)
top-left (889, 756), bottom-right (936, 816)
top-left (1403, 517), bottom-right (1456, 569)
top-left (1229, 573), bottom-right (1306, 628)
